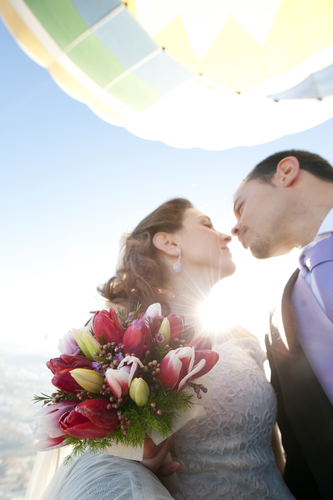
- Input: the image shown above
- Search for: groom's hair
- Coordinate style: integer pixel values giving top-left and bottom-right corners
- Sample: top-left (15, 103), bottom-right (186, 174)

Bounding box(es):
top-left (244, 150), bottom-right (333, 184)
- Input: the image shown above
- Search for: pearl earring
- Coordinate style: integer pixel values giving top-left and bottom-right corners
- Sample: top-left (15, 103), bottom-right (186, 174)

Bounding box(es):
top-left (173, 248), bottom-right (182, 273)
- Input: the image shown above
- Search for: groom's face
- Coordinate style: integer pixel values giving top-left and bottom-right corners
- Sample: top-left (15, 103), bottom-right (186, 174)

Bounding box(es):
top-left (231, 178), bottom-right (291, 259)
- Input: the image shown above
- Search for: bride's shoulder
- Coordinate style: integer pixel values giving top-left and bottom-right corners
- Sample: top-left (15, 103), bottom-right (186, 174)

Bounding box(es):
top-left (213, 325), bottom-right (266, 368)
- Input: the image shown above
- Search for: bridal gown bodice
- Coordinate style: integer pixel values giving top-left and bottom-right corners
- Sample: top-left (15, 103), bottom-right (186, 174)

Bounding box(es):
top-left (171, 334), bottom-right (295, 500)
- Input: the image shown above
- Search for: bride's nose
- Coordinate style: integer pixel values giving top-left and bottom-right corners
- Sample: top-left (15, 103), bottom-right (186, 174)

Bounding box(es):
top-left (221, 234), bottom-right (232, 244)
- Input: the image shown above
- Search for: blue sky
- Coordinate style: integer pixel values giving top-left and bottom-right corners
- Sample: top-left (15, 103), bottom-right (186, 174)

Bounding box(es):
top-left (1, 17), bottom-right (333, 352)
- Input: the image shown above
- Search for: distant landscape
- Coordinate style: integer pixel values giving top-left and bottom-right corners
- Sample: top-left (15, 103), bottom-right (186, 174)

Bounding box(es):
top-left (0, 344), bottom-right (54, 500)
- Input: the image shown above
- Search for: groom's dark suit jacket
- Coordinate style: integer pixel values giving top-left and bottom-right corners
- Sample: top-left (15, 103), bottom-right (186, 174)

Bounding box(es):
top-left (266, 270), bottom-right (333, 500)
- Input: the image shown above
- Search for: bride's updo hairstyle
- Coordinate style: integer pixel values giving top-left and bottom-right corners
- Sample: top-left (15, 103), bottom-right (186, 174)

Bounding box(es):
top-left (98, 198), bottom-right (193, 314)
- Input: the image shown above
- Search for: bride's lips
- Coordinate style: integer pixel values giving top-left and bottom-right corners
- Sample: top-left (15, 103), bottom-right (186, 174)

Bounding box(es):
top-left (221, 246), bottom-right (231, 254)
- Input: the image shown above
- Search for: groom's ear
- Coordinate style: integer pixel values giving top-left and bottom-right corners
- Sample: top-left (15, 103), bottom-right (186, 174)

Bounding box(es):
top-left (152, 233), bottom-right (179, 256)
top-left (276, 156), bottom-right (300, 187)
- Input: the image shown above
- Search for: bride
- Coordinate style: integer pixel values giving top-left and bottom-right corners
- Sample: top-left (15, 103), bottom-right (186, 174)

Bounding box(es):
top-left (27, 198), bottom-right (294, 500)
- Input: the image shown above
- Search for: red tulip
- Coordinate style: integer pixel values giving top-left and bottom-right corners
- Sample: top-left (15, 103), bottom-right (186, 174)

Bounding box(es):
top-left (167, 313), bottom-right (185, 343)
top-left (93, 309), bottom-right (123, 346)
top-left (47, 355), bottom-right (93, 395)
top-left (60, 399), bottom-right (118, 439)
top-left (47, 355), bottom-right (93, 374)
top-left (122, 319), bottom-right (153, 359)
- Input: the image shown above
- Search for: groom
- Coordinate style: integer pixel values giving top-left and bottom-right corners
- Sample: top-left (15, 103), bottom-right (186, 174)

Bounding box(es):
top-left (231, 150), bottom-right (333, 499)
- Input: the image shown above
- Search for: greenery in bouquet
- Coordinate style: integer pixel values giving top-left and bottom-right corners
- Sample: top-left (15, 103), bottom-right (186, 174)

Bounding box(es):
top-left (32, 303), bottom-right (219, 460)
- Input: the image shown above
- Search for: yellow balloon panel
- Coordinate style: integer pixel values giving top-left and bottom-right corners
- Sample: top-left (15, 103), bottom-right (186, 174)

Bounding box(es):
top-left (128, 0), bottom-right (333, 91)
top-left (0, 1), bottom-right (53, 66)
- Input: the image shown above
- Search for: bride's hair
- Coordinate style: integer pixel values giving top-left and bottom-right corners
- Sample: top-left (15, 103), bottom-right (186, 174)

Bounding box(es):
top-left (98, 198), bottom-right (193, 314)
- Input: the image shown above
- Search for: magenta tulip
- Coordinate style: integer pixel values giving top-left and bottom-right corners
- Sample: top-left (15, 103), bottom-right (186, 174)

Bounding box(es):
top-left (188, 336), bottom-right (212, 351)
top-left (31, 400), bottom-right (77, 451)
top-left (191, 349), bottom-right (220, 379)
top-left (60, 398), bottom-right (118, 439)
top-left (93, 308), bottom-right (123, 346)
top-left (122, 319), bottom-right (153, 359)
top-left (167, 313), bottom-right (185, 343)
top-left (47, 355), bottom-right (93, 395)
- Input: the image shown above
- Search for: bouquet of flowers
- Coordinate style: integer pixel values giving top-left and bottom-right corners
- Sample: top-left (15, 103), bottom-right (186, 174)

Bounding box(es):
top-left (32, 303), bottom-right (219, 461)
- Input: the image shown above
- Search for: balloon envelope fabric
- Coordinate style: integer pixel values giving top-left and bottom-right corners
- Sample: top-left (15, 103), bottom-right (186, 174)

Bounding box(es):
top-left (2, 0), bottom-right (333, 150)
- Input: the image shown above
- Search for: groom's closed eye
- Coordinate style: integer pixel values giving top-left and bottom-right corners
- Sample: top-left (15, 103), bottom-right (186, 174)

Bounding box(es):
top-left (234, 202), bottom-right (243, 217)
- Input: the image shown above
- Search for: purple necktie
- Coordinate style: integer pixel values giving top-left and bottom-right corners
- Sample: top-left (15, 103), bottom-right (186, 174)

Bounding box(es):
top-left (305, 234), bottom-right (333, 322)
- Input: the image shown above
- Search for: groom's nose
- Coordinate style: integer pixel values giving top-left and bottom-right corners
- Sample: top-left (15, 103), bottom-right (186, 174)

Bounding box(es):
top-left (231, 221), bottom-right (240, 236)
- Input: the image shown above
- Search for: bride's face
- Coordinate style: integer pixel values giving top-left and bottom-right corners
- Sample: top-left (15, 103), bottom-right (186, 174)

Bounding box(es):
top-left (174, 208), bottom-right (236, 283)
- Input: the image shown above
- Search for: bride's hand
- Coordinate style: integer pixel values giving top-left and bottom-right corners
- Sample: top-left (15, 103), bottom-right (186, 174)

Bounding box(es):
top-left (140, 437), bottom-right (180, 477)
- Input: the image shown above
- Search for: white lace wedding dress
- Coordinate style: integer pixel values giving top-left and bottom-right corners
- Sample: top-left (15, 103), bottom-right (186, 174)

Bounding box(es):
top-left (26, 328), bottom-right (294, 500)
top-left (171, 329), bottom-right (295, 499)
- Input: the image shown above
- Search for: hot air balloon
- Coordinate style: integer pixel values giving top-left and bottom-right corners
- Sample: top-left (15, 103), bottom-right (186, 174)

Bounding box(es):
top-left (1, 0), bottom-right (333, 150)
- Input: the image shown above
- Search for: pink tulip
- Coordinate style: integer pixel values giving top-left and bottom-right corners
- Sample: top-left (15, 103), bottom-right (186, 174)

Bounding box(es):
top-left (158, 346), bottom-right (219, 391)
top-left (167, 313), bottom-right (185, 343)
top-left (122, 319), bottom-right (153, 359)
top-left (158, 347), bottom-right (194, 391)
top-left (143, 304), bottom-right (163, 335)
top-left (143, 303), bottom-right (162, 320)
top-left (31, 400), bottom-right (77, 451)
top-left (93, 308), bottom-right (123, 346)
top-left (105, 355), bottom-right (143, 398)
top-left (58, 330), bottom-right (79, 355)
top-left (60, 398), bottom-right (118, 439)
top-left (35, 436), bottom-right (66, 451)
top-left (105, 366), bottom-right (131, 398)
top-left (47, 355), bottom-right (93, 395)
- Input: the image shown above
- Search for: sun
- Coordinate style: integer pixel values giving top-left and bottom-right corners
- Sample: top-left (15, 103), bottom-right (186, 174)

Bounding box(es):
top-left (199, 247), bottom-right (299, 347)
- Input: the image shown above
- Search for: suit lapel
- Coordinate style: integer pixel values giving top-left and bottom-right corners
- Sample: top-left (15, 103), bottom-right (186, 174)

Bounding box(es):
top-left (270, 269), bottom-right (300, 361)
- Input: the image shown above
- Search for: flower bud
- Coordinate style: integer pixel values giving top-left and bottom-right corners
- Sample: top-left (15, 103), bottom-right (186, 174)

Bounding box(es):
top-left (167, 313), bottom-right (185, 343)
top-left (156, 318), bottom-right (170, 349)
top-left (71, 328), bottom-right (101, 360)
top-left (70, 368), bottom-right (104, 393)
top-left (129, 377), bottom-right (149, 406)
